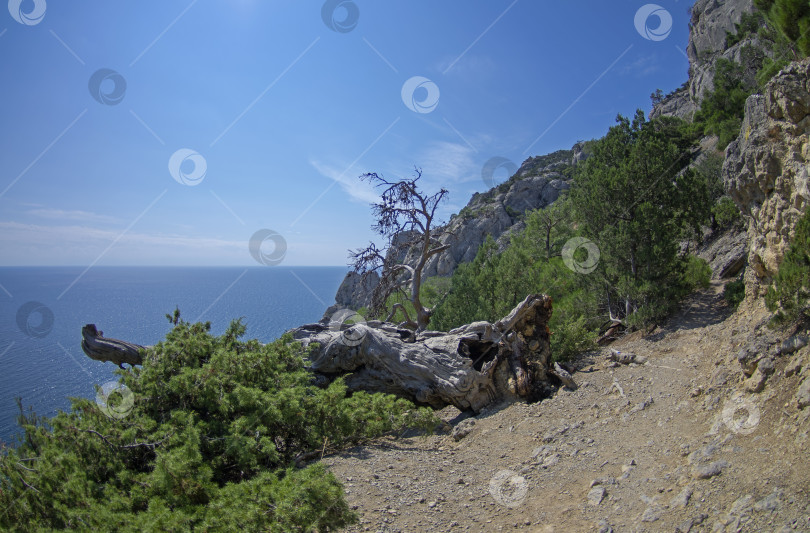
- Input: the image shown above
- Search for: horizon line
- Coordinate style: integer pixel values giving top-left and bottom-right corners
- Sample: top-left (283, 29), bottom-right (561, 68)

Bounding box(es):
top-left (0, 264), bottom-right (351, 269)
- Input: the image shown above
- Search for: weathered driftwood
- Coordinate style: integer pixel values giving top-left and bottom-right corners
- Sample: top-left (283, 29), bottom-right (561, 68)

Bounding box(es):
top-left (81, 294), bottom-right (562, 412)
top-left (293, 293), bottom-right (556, 411)
top-left (81, 324), bottom-right (145, 368)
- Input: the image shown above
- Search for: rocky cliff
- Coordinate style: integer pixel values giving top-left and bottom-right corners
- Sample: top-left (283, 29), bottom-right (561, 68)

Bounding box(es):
top-left (327, 147), bottom-right (583, 313)
top-left (330, 0), bottom-right (798, 316)
top-left (651, 0), bottom-right (758, 120)
top-left (652, 0), bottom-right (775, 282)
top-left (415, 149), bottom-right (578, 278)
top-left (723, 58), bottom-right (810, 295)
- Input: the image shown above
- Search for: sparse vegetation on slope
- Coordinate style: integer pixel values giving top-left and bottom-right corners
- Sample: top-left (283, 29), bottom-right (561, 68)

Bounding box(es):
top-left (693, 56), bottom-right (760, 149)
top-left (431, 200), bottom-right (598, 362)
top-left (689, 1), bottom-right (808, 149)
top-left (0, 315), bottom-right (436, 531)
top-left (755, 0), bottom-right (810, 57)
top-left (432, 111), bottom-right (722, 359)
top-left (766, 207), bottom-right (810, 324)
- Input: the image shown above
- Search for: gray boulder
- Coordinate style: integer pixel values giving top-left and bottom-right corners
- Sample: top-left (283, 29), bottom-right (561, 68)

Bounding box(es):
top-left (697, 227), bottom-right (747, 279)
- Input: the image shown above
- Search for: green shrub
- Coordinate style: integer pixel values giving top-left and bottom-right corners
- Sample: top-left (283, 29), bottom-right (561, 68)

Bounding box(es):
top-left (713, 196), bottom-right (743, 229)
top-left (0, 316), bottom-right (438, 531)
top-left (756, 56), bottom-right (790, 86)
top-left (683, 255), bottom-right (713, 290)
top-left (755, 0), bottom-right (810, 57)
top-left (571, 112), bottom-right (711, 328)
top-left (693, 59), bottom-right (756, 150)
top-left (726, 11), bottom-right (767, 47)
top-left (765, 208), bottom-right (810, 323)
top-left (724, 276), bottom-right (746, 310)
top-left (430, 204), bottom-right (598, 361)
top-left (550, 314), bottom-right (596, 362)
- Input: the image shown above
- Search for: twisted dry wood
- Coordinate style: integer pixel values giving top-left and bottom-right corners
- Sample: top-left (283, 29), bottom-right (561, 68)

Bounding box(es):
top-left (81, 294), bottom-right (563, 411)
top-left (293, 293), bottom-right (556, 411)
top-left (81, 324), bottom-right (145, 369)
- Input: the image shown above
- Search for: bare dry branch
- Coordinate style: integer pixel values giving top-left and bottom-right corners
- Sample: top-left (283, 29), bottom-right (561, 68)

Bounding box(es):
top-left (350, 169), bottom-right (451, 330)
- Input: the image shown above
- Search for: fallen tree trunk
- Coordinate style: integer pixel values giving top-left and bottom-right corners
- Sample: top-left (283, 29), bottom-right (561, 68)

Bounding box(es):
top-left (81, 324), bottom-right (145, 368)
top-left (81, 294), bottom-right (560, 412)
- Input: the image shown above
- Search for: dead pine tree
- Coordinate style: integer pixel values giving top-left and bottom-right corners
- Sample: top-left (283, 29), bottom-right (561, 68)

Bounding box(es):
top-left (350, 168), bottom-right (451, 331)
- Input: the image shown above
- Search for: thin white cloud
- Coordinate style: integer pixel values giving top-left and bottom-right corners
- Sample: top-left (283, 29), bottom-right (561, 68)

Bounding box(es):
top-left (418, 141), bottom-right (478, 186)
top-left (310, 160), bottom-right (379, 204)
top-left (621, 54), bottom-right (660, 77)
top-left (0, 221), bottom-right (242, 248)
top-left (0, 221), bottom-right (245, 264)
top-left (25, 207), bottom-right (120, 225)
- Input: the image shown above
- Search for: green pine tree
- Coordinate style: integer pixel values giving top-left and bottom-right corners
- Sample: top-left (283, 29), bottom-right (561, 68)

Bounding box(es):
top-left (755, 0), bottom-right (810, 57)
top-left (766, 207), bottom-right (810, 323)
top-left (0, 316), bottom-right (437, 531)
top-left (570, 111), bottom-right (708, 327)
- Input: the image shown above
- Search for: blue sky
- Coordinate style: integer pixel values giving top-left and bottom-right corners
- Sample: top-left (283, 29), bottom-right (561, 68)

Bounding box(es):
top-left (0, 0), bottom-right (695, 267)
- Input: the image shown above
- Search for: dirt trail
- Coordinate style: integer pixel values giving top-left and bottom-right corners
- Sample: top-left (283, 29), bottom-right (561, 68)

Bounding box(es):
top-left (324, 282), bottom-right (810, 532)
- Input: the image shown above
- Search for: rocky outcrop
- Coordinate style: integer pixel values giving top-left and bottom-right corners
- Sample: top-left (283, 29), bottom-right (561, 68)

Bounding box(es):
top-left (722, 58), bottom-right (810, 294)
top-left (649, 86), bottom-right (697, 121)
top-left (696, 227), bottom-right (747, 279)
top-left (321, 271), bottom-right (380, 322)
top-left (571, 141), bottom-right (589, 165)
top-left (334, 271), bottom-right (379, 309)
top-left (328, 148), bottom-right (578, 312)
top-left (397, 150), bottom-right (575, 280)
top-left (687, 0), bottom-right (757, 99)
top-left (652, 0), bottom-right (759, 120)
top-left (418, 174), bottom-right (570, 278)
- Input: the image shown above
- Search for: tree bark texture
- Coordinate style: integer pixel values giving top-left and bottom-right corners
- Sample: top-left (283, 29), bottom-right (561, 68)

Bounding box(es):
top-left (81, 294), bottom-right (559, 412)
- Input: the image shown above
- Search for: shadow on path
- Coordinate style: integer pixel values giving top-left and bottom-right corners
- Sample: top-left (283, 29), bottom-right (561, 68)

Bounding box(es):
top-left (647, 281), bottom-right (732, 340)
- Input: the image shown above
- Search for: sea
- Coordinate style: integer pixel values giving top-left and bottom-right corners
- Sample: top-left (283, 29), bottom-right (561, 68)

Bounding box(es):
top-left (0, 266), bottom-right (348, 446)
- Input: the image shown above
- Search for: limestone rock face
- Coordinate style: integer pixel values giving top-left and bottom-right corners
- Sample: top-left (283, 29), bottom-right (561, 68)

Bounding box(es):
top-left (697, 227), bottom-right (748, 279)
top-left (331, 270), bottom-right (379, 312)
top-left (329, 147), bottom-right (579, 311)
top-left (412, 152), bottom-right (574, 279)
top-left (722, 58), bottom-right (810, 293)
top-left (652, 0), bottom-right (758, 120)
top-left (571, 141), bottom-right (589, 165)
top-left (687, 0), bottom-right (756, 99)
top-left (425, 203), bottom-right (515, 277)
top-left (649, 87), bottom-right (697, 121)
